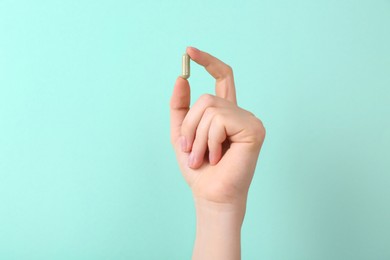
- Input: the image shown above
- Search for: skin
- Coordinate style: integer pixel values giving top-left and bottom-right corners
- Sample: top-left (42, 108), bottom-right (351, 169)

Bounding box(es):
top-left (170, 47), bottom-right (266, 260)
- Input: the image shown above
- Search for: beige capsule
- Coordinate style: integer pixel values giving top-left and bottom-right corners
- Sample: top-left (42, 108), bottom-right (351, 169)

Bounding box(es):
top-left (180, 53), bottom-right (190, 79)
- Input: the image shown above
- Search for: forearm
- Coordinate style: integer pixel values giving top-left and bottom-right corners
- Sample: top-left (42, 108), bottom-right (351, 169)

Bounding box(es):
top-left (192, 197), bottom-right (247, 260)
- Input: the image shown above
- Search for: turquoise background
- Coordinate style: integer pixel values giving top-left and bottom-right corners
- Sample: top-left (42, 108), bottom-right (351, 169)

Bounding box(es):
top-left (1, 0), bottom-right (389, 259)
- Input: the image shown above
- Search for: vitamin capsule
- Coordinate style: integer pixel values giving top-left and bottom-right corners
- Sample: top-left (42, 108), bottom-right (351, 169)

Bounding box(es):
top-left (180, 53), bottom-right (190, 79)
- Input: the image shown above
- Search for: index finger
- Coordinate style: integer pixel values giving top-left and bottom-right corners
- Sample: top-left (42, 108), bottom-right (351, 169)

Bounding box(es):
top-left (186, 47), bottom-right (237, 104)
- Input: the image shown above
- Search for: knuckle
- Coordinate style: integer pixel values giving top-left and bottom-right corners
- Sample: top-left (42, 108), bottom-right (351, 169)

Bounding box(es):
top-left (250, 117), bottom-right (266, 144)
top-left (226, 65), bottom-right (233, 74)
top-left (199, 93), bottom-right (215, 106)
top-left (222, 65), bottom-right (234, 77)
top-left (213, 113), bottom-right (225, 126)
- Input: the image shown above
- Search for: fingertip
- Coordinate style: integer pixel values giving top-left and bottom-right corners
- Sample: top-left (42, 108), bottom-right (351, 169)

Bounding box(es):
top-left (171, 76), bottom-right (190, 109)
top-left (186, 46), bottom-right (201, 60)
top-left (188, 152), bottom-right (203, 169)
top-left (174, 76), bottom-right (190, 91)
top-left (187, 46), bottom-right (199, 51)
top-left (188, 152), bottom-right (196, 168)
top-left (208, 141), bottom-right (223, 166)
top-left (209, 151), bottom-right (221, 166)
top-left (209, 153), bottom-right (217, 165)
top-left (176, 76), bottom-right (187, 84)
top-left (186, 46), bottom-right (200, 53)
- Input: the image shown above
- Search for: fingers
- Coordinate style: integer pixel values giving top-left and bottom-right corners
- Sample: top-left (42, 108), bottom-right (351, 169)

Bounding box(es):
top-left (180, 93), bottom-right (264, 169)
top-left (181, 94), bottom-right (228, 152)
top-left (188, 107), bottom-right (216, 168)
top-left (187, 107), bottom-right (227, 169)
top-left (187, 47), bottom-right (237, 104)
top-left (172, 48), bottom-right (242, 169)
top-left (208, 115), bottom-right (226, 165)
top-left (170, 77), bottom-right (190, 149)
top-left (181, 94), bottom-right (232, 169)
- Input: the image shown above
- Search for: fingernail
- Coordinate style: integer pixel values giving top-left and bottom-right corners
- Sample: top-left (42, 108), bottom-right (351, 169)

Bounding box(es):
top-left (188, 152), bottom-right (196, 168)
top-left (209, 152), bottom-right (215, 165)
top-left (188, 46), bottom-right (200, 52)
top-left (180, 136), bottom-right (187, 152)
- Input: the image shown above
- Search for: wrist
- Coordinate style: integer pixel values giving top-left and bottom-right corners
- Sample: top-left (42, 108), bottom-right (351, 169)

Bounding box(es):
top-left (194, 197), bottom-right (247, 224)
top-left (192, 197), bottom-right (247, 260)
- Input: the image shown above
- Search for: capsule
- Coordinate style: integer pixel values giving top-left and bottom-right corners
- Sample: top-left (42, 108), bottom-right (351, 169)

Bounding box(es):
top-left (180, 53), bottom-right (190, 79)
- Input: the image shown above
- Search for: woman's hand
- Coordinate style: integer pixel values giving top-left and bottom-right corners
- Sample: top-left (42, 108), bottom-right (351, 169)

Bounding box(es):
top-left (170, 47), bottom-right (265, 206)
top-left (170, 47), bottom-right (265, 259)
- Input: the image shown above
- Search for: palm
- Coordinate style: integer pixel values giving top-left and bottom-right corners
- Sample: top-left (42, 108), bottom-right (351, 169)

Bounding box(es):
top-left (182, 150), bottom-right (253, 203)
top-left (175, 121), bottom-right (262, 204)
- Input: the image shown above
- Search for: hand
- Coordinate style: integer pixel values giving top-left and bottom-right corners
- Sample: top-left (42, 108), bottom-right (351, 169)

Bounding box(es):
top-left (170, 47), bottom-right (266, 206)
top-left (170, 47), bottom-right (265, 260)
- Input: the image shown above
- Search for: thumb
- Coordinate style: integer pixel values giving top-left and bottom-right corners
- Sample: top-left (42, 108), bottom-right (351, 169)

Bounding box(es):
top-left (170, 77), bottom-right (190, 150)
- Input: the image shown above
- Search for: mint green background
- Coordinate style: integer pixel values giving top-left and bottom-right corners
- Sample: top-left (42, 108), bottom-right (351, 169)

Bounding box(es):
top-left (1, 0), bottom-right (389, 259)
